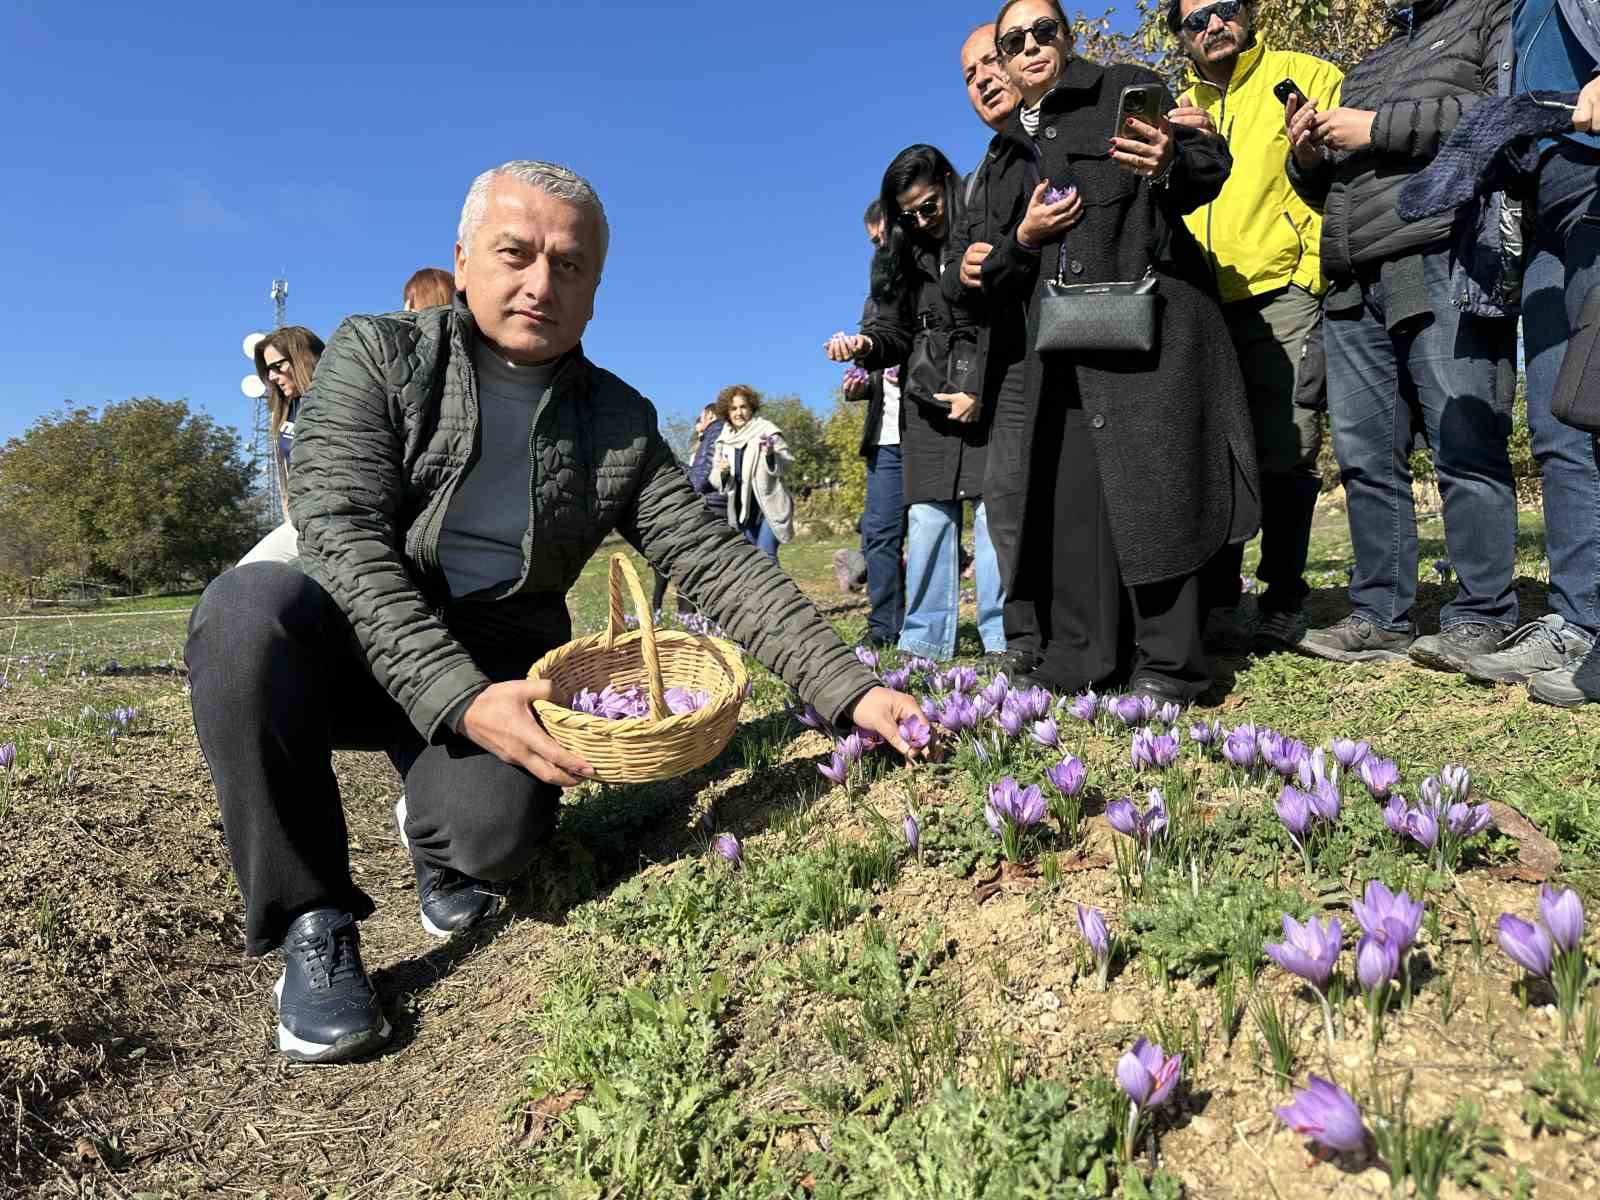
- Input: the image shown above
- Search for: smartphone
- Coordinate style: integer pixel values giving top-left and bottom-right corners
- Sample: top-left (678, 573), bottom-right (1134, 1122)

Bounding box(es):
top-left (1273, 78), bottom-right (1306, 107)
top-left (1115, 84), bottom-right (1164, 142)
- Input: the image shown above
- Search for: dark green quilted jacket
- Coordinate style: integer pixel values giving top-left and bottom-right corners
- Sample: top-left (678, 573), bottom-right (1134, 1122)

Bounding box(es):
top-left (287, 301), bottom-right (878, 742)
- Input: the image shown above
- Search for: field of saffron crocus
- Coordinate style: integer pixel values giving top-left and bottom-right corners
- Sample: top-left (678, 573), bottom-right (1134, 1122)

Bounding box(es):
top-left (3, 507), bottom-right (1599, 1198)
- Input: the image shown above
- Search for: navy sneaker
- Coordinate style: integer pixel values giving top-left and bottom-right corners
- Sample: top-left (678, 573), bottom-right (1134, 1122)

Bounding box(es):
top-left (272, 909), bottom-right (390, 1063)
top-left (394, 793), bottom-right (502, 939)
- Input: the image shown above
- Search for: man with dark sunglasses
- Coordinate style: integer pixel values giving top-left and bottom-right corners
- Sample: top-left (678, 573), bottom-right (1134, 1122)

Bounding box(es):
top-left (1164, 0), bottom-right (1343, 655)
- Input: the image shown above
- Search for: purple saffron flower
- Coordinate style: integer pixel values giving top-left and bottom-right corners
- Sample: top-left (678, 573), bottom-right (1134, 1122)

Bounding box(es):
top-left (664, 687), bottom-right (710, 716)
top-left (903, 812), bottom-right (920, 853)
top-left (1130, 730), bottom-right (1155, 771)
top-left (1148, 731), bottom-right (1179, 768)
top-left (936, 693), bottom-right (978, 734)
top-left (881, 667), bottom-right (911, 691)
top-left (1381, 795), bottom-right (1409, 837)
top-left (1068, 691), bottom-right (1099, 722)
top-left (1266, 914), bottom-right (1342, 990)
top-left (1109, 695), bottom-right (1144, 727)
top-left (980, 676), bottom-right (1011, 709)
top-left (898, 713), bottom-right (931, 751)
top-left (1275, 786), bottom-right (1313, 846)
top-left (854, 645), bottom-right (880, 669)
top-left (817, 753), bottom-right (849, 786)
top-left (1405, 806), bottom-right (1439, 850)
top-left (920, 695), bottom-right (940, 722)
top-left (793, 703), bottom-right (827, 730)
top-left (943, 665), bottom-right (978, 694)
top-left (1223, 728), bottom-right (1258, 771)
top-left (974, 693), bottom-right (1000, 721)
top-left (1189, 720), bottom-right (1218, 746)
top-left (1042, 183), bottom-right (1078, 205)
top-left (1031, 716), bottom-right (1060, 748)
top-left (905, 656), bottom-right (938, 675)
top-left (836, 732), bottom-right (867, 764)
top-left (1331, 738), bottom-right (1370, 770)
top-left (884, 365), bottom-right (900, 385)
top-left (1015, 687), bottom-right (1052, 722)
top-left (1351, 881), bottom-right (1423, 954)
top-left (1076, 903), bottom-right (1110, 961)
top-left (1538, 886), bottom-right (1585, 955)
top-left (1360, 756), bottom-right (1399, 800)
top-left (714, 833), bottom-right (742, 867)
top-left (1296, 747), bottom-right (1332, 791)
top-left (1156, 701), bottom-right (1183, 725)
top-left (1142, 789), bottom-right (1169, 839)
top-left (1267, 737), bottom-right (1310, 780)
top-left (1440, 764), bottom-right (1471, 800)
top-left (996, 700), bottom-right (1026, 738)
top-left (0, 744), bottom-right (13, 771)
top-left (1136, 695), bottom-right (1159, 724)
top-left (1116, 1038), bottom-right (1182, 1110)
top-left (1356, 930), bottom-right (1400, 992)
top-left (1047, 755), bottom-right (1087, 797)
top-left (1497, 913), bottom-right (1554, 978)
top-left (1275, 1077), bottom-right (1368, 1154)
top-left (1105, 797), bottom-right (1140, 838)
top-left (842, 365), bottom-right (871, 389)
top-left (1419, 775), bottom-right (1443, 810)
top-left (1309, 778), bottom-right (1341, 824)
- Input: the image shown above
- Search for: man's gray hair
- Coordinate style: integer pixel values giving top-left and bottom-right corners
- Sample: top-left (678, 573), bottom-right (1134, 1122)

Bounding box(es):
top-left (457, 160), bottom-right (610, 265)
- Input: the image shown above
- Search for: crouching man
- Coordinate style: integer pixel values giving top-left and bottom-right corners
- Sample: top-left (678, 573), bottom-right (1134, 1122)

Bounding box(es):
top-left (185, 160), bottom-right (923, 1063)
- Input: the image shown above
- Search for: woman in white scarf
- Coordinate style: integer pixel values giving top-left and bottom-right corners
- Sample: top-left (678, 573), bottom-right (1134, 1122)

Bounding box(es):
top-left (708, 385), bottom-right (795, 564)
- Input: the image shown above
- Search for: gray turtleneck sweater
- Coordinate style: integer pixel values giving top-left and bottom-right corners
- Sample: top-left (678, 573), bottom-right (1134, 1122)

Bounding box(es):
top-left (436, 342), bottom-right (559, 598)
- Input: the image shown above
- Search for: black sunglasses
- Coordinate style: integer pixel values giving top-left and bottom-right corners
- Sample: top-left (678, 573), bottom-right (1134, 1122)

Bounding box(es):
top-left (997, 16), bottom-right (1061, 59)
top-left (262, 358), bottom-right (293, 377)
top-left (1180, 0), bottom-right (1243, 34)
top-left (897, 197), bottom-right (942, 227)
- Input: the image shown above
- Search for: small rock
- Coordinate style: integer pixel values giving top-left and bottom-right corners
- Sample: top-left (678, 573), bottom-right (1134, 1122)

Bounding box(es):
top-left (1040, 1012), bottom-right (1060, 1032)
top-left (1038, 989), bottom-right (1060, 1012)
top-left (1109, 993), bottom-right (1142, 1024)
top-left (1189, 1116), bottom-right (1219, 1140)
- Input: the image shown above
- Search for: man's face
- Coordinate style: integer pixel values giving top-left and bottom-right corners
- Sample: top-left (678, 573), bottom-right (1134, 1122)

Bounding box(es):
top-left (866, 219), bottom-right (886, 249)
top-left (1178, 0), bottom-right (1251, 71)
top-left (961, 26), bottom-right (1020, 131)
top-left (454, 175), bottom-right (603, 365)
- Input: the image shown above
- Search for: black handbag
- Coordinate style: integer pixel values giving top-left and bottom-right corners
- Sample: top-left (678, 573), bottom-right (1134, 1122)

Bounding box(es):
top-left (1552, 284), bottom-right (1600, 434)
top-left (1035, 241), bottom-right (1160, 354)
top-left (904, 323), bottom-right (978, 410)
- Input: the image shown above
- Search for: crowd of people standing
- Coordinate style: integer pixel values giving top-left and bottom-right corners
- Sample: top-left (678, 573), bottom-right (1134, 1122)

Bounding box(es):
top-left (824, 0), bottom-right (1600, 711)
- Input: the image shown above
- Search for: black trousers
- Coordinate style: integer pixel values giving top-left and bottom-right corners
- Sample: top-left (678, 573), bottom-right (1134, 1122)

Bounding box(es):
top-left (1032, 409), bottom-right (1209, 698)
top-left (986, 357), bottom-right (1044, 660)
top-left (185, 564), bottom-right (558, 956)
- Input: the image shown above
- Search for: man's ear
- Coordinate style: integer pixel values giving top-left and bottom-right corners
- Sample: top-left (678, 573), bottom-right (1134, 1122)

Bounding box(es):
top-left (453, 241), bottom-right (468, 293)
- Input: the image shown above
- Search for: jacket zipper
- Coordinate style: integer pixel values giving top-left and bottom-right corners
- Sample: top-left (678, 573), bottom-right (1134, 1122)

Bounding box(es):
top-left (422, 319), bottom-right (485, 604)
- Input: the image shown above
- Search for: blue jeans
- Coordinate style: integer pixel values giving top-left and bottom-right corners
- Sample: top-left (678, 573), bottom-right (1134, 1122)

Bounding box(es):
top-left (1523, 143), bottom-right (1600, 635)
top-left (862, 445), bottom-right (906, 643)
top-left (741, 515), bottom-right (780, 564)
top-left (1324, 249), bottom-right (1518, 632)
top-left (898, 500), bottom-right (1005, 661)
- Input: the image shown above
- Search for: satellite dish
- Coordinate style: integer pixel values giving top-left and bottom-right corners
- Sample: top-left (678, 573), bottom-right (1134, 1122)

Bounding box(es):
top-left (242, 331), bottom-right (267, 359)
top-left (241, 373), bottom-right (267, 399)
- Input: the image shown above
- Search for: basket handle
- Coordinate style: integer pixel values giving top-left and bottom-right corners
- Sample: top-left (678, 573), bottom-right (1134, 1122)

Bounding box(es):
top-left (604, 552), bottom-right (667, 720)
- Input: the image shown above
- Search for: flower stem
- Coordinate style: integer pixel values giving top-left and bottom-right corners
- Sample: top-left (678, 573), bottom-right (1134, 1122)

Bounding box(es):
top-left (1313, 986), bottom-right (1336, 1056)
top-left (1123, 1102), bottom-right (1141, 1162)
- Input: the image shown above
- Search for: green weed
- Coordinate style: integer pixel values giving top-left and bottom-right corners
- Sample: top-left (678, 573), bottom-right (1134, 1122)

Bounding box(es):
top-left (1369, 1075), bottom-right (1505, 1200)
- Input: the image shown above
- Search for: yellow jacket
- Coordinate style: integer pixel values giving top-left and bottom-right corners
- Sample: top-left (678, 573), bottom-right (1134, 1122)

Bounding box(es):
top-left (1179, 40), bottom-right (1343, 303)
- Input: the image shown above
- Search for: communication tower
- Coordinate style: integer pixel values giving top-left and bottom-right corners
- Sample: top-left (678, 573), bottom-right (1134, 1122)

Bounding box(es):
top-left (240, 275), bottom-right (290, 519)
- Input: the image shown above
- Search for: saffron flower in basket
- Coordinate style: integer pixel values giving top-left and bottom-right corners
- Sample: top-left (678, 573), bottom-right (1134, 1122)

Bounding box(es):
top-left (568, 683), bottom-right (710, 719)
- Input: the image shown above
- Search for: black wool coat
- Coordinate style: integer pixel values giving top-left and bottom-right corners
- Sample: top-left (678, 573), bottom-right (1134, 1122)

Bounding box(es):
top-left (859, 240), bottom-right (991, 506)
top-left (964, 57), bottom-right (1260, 589)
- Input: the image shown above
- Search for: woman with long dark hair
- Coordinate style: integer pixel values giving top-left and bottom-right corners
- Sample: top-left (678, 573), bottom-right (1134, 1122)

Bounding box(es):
top-left (238, 326), bottom-right (325, 565)
top-left (826, 144), bottom-right (1005, 664)
top-left (953, 0), bottom-right (1259, 702)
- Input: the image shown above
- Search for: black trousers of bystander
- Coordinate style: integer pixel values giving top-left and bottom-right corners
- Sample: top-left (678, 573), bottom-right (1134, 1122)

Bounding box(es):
top-left (185, 564), bottom-right (558, 957)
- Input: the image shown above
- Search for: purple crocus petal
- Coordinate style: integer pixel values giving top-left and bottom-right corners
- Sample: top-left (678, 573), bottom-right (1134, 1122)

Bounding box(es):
top-left (1157, 701), bottom-right (1183, 726)
top-left (884, 365), bottom-right (900, 385)
top-left (1105, 797), bottom-right (1140, 838)
top-left (974, 694), bottom-right (999, 721)
top-left (1463, 804), bottom-right (1492, 838)
top-left (1047, 755), bottom-right (1087, 798)
top-left (1223, 728), bottom-right (1258, 770)
top-left (1359, 756), bottom-right (1399, 799)
top-left (903, 812), bottom-right (920, 852)
top-left (1440, 764), bottom-right (1471, 800)
top-left (1145, 1051), bottom-right (1183, 1109)
top-left (1404, 806), bottom-right (1439, 850)
top-left (983, 801), bottom-right (1004, 838)
top-left (898, 713), bottom-right (931, 751)
top-left (1275, 786), bottom-right (1312, 842)
top-left (1381, 795), bottom-right (1409, 837)
top-left (1266, 914), bottom-right (1341, 989)
top-left (1013, 784), bottom-right (1047, 828)
top-left (980, 676), bottom-right (1011, 708)
top-left (1331, 738), bottom-right (1370, 770)
top-left (997, 702), bottom-right (1026, 738)
top-left (1031, 716), bottom-right (1060, 749)
top-left (1136, 695), bottom-right (1158, 723)
top-left (1276, 1077), bottom-right (1368, 1154)
top-left (1130, 731), bottom-right (1154, 771)
top-left (1419, 775), bottom-right (1443, 810)
top-left (1142, 789), bottom-right (1169, 840)
top-left (946, 666), bottom-right (978, 694)
top-left (836, 732), bottom-right (866, 764)
top-left (1076, 903), bottom-right (1109, 960)
top-left (881, 667), bottom-right (911, 691)
top-left (937, 694), bottom-right (978, 734)
top-left (1310, 778), bottom-right (1341, 824)
top-left (1019, 687), bottom-right (1052, 721)
top-left (665, 687), bottom-right (709, 715)
top-left (714, 833), bottom-right (742, 866)
top-left (1109, 696), bottom-right (1144, 727)
top-left (817, 753), bottom-right (849, 786)
top-left (1189, 720), bottom-right (1216, 745)
top-left (1496, 913), bottom-right (1554, 977)
top-left (920, 696), bottom-right (940, 723)
top-left (1069, 691), bottom-right (1099, 722)
top-left (1116, 1038), bottom-right (1159, 1107)
top-left (988, 776), bottom-right (1022, 821)
top-left (854, 645), bottom-right (880, 669)
top-left (842, 365), bottom-right (871, 388)
top-left (0, 744), bottom-right (13, 771)
top-left (1150, 733), bottom-right (1179, 768)
top-left (1538, 886), bottom-right (1585, 955)
top-left (1356, 930), bottom-right (1400, 992)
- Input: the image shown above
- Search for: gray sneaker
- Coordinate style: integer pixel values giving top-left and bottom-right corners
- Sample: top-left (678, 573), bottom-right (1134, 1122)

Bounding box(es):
top-left (1298, 615), bottom-right (1415, 663)
top-left (1462, 615), bottom-right (1594, 685)
top-left (1408, 623), bottom-right (1506, 674)
top-left (1528, 645), bottom-right (1600, 707)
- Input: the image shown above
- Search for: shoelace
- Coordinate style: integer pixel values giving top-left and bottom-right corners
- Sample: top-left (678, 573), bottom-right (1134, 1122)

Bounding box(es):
top-left (287, 916), bottom-right (363, 991)
top-left (1493, 618), bottom-right (1564, 652)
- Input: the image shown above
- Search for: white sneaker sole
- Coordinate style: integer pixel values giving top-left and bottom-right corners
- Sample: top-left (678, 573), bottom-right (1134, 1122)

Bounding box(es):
top-left (271, 973), bottom-right (392, 1064)
top-left (393, 792), bottom-right (409, 851)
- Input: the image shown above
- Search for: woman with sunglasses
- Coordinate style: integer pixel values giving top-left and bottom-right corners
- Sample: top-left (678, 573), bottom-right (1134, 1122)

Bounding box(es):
top-left (238, 326), bottom-right (326, 565)
top-left (826, 145), bottom-right (1005, 664)
top-left (952, 0), bottom-right (1259, 704)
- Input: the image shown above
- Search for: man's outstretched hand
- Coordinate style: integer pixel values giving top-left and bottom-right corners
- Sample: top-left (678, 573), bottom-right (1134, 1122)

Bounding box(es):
top-left (850, 685), bottom-right (935, 760)
top-left (461, 679), bottom-right (596, 787)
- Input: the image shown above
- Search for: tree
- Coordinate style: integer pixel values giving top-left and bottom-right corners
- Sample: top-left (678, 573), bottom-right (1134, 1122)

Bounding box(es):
top-left (759, 394), bottom-right (831, 496)
top-left (0, 399), bottom-right (259, 593)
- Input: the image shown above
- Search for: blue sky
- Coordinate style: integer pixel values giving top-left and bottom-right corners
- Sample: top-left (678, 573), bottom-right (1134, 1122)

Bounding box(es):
top-left (0, 1), bottom-right (1135, 451)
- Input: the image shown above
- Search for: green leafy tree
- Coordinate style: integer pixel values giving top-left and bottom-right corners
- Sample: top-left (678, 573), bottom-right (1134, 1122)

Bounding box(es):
top-left (759, 394), bottom-right (831, 495)
top-left (822, 388), bottom-right (869, 517)
top-left (0, 399), bottom-right (259, 592)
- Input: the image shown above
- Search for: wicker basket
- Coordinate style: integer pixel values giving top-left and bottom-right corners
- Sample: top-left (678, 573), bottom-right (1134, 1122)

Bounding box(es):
top-left (527, 553), bottom-right (748, 783)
